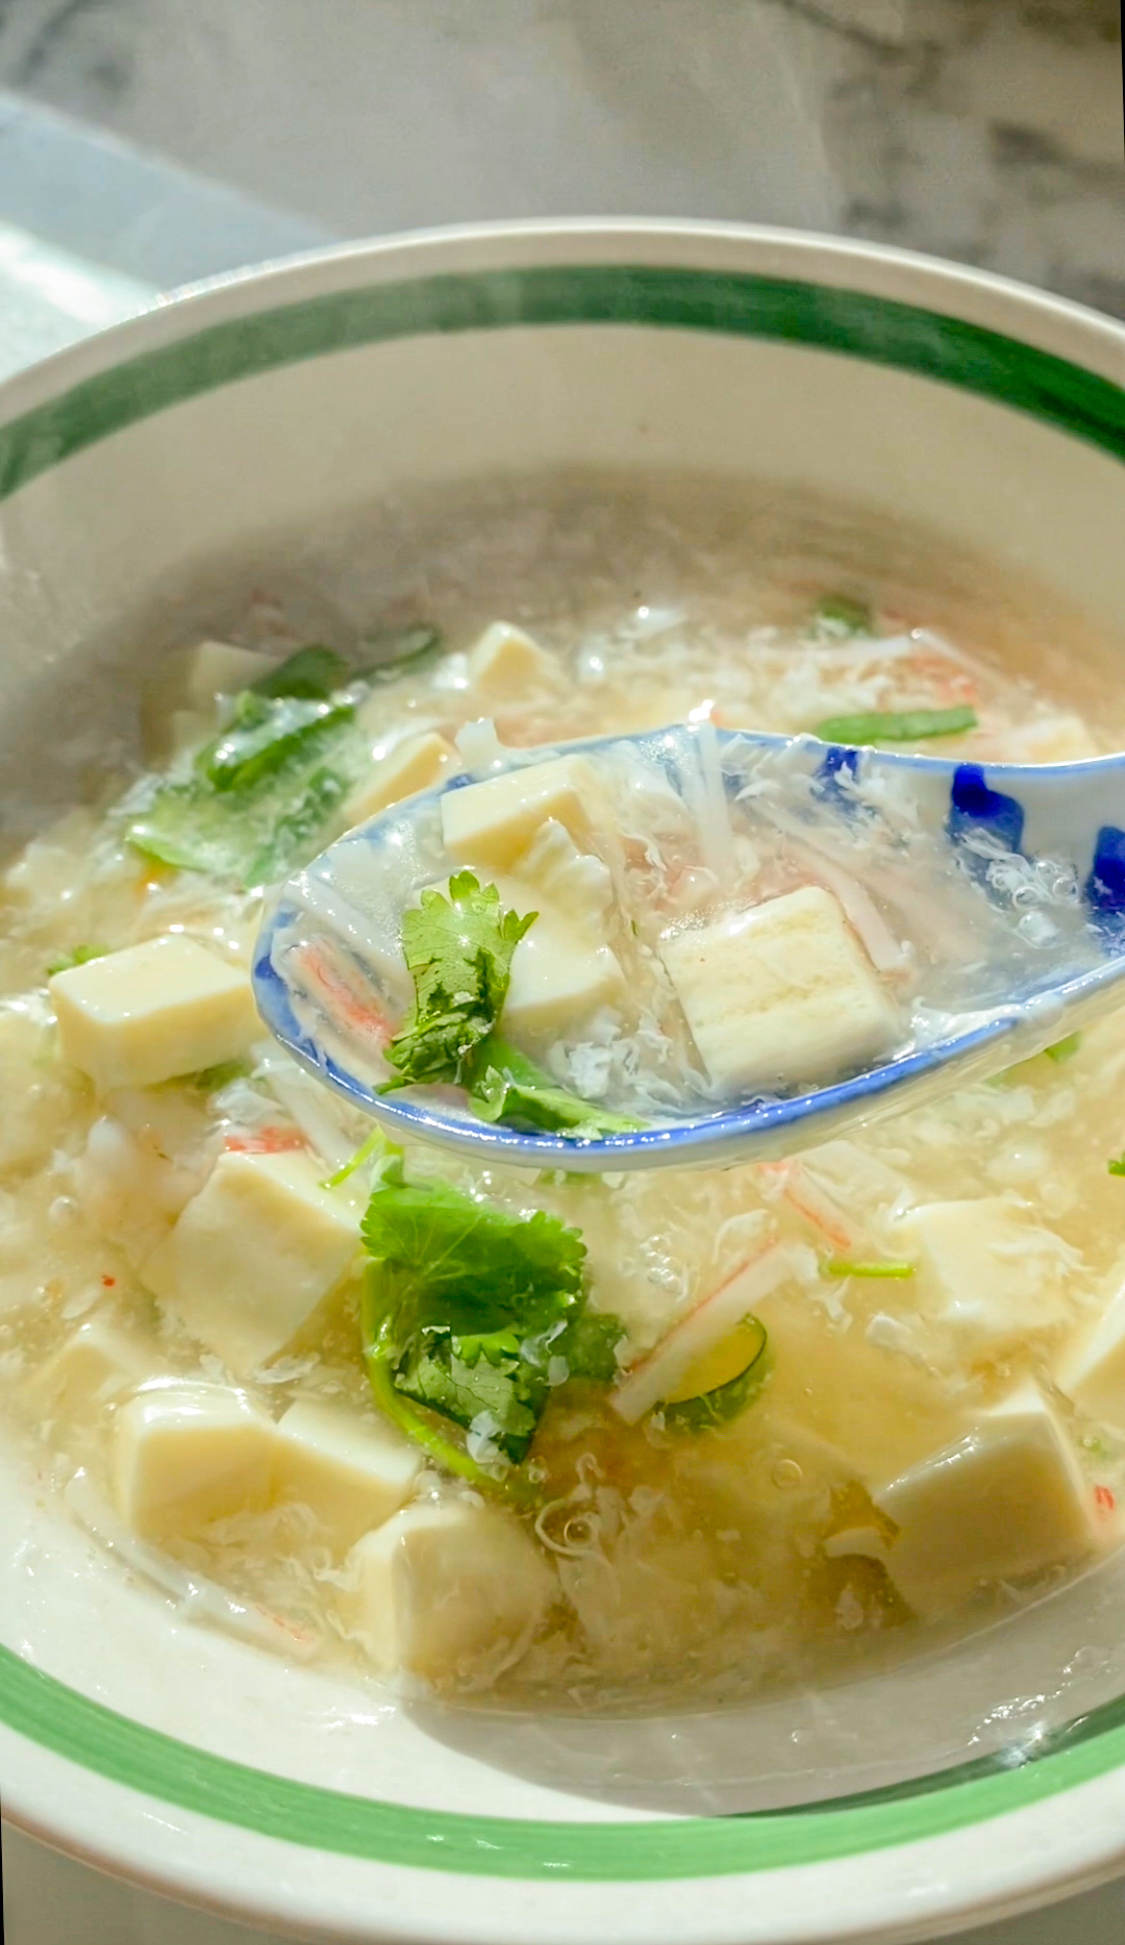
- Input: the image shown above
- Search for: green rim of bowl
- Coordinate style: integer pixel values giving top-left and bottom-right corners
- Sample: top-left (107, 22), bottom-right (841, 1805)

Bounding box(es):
top-left (2, 259), bottom-right (1124, 1882)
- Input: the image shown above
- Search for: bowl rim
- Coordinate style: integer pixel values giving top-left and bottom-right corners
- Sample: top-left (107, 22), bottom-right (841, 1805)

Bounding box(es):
top-left (2, 215), bottom-right (1125, 1945)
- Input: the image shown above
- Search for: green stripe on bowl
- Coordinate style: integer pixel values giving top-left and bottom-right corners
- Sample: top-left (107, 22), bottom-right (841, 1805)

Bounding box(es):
top-left (4, 1638), bottom-right (1125, 1877)
top-left (0, 262), bottom-right (1123, 1876)
top-left (0, 265), bottom-right (1122, 504)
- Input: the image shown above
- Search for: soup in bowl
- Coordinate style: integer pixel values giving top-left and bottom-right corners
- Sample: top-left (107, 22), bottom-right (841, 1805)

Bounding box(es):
top-left (0, 224), bottom-right (1124, 1945)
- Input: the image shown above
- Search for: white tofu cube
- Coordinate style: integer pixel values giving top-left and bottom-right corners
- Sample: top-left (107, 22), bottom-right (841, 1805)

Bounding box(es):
top-left (342, 1499), bottom-right (554, 1682)
top-left (50, 935), bottom-right (259, 1092)
top-left (660, 885), bottom-right (897, 1094)
top-left (441, 757), bottom-right (596, 871)
top-left (512, 819), bottom-right (614, 932)
top-left (893, 1197), bottom-right (1077, 1346)
top-left (868, 1384), bottom-right (1097, 1616)
top-left (30, 1316), bottom-right (164, 1419)
top-left (273, 1399), bottom-right (421, 1548)
top-left (113, 1380), bottom-right (277, 1541)
top-left (466, 621), bottom-right (555, 697)
top-left (492, 870), bottom-right (624, 1032)
top-left (185, 639), bottom-right (274, 708)
top-left (0, 1007), bottom-right (76, 1175)
top-left (342, 732), bottom-right (458, 829)
top-left (142, 1149), bottom-right (361, 1374)
top-left (1056, 1273), bottom-right (1125, 1429)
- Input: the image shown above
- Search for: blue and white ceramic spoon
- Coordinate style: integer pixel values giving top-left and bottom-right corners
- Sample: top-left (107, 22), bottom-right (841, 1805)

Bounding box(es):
top-left (252, 726), bottom-right (1125, 1173)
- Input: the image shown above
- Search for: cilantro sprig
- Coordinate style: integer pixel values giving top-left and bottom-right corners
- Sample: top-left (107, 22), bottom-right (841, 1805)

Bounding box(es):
top-left (360, 1163), bottom-right (623, 1493)
top-left (127, 679), bottom-right (359, 887)
top-left (384, 872), bottom-right (645, 1141)
top-left (465, 1035), bottom-right (644, 1140)
top-left (384, 872), bottom-right (536, 1088)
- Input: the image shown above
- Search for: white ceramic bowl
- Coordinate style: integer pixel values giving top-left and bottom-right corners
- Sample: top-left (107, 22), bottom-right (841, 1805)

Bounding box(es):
top-left (1, 221), bottom-right (1124, 1945)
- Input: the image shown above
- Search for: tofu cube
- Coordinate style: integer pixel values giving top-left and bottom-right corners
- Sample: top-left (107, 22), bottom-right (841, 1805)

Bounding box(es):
top-left (50, 935), bottom-right (259, 1092)
top-left (273, 1399), bottom-right (421, 1548)
top-left (342, 732), bottom-right (458, 830)
top-left (1056, 1273), bottom-right (1125, 1429)
top-left (500, 885), bottom-right (623, 1034)
top-left (660, 885), bottom-right (897, 1094)
top-left (868, 1384), bottom-right (1097, 1617)
top-left (113, 1380), bottom-right (277, 1541)
top-left (185, 639), bottom-right (274, 708)
top-left (342, 1499), bottom-right (554, 1682)
top-left (30, 1316), bottom-right (163, 1420)
top-left (142, 1149), bottom-right (361, 1374)
top-left (466, 621), bottom-right (555, 697)
top-left (441, 757), bottom-right (596, 871)
top-left (893, 1198), bottom-right (1075, 1346)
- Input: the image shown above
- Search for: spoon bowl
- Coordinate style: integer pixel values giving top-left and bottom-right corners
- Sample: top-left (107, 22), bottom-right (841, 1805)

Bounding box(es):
top-left (253, 727), bottom-right (1125, 1172)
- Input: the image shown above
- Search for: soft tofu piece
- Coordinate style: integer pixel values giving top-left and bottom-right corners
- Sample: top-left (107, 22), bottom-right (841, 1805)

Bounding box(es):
top-left (863, 1384), bottom-right (1097, 1617)
top-left (142, 1149), bottom-right (361, 1374)
top-left (466, 621), bottom-right (555, 697)
top-left (893, 1197), bottom-right (1075, 1345)
top-left (660, 885), bottom-right (897, 1094)
top-left (488, 871), bottom-right (623, 1032)
top-left (342, 1498), bottom-right (554, 1682)
top-left (30, 1317), bottom-right (164, 1419)
top-left (441, 756), bottom-right (596, 871)
top-left (0, 1007), bottom-right (76, 1175)
top-left (512, 819), bottom-right (614, 931)
top-left (113, 1379), bottom-right (277, 1541)
top-left (185, 639), bottom-right (274, 707)
top-left (50, 935), bottom-right (259, 1092)
top-left (273, 1399), bottom-right (421, 1548)
top-left (342, 731), bottom-right (458, 829)
top-left (1056, 1273), bottom-right (1125, 1429)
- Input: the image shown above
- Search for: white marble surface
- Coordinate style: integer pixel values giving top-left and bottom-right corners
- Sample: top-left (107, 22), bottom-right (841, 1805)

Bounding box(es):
top-left (0, 0), bottom-right (1120, 313)
top-left (0, 3), bottom-right (1123, 1942)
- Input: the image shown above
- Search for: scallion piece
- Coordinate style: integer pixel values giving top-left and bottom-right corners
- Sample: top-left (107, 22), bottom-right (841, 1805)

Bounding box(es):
top-left (360, 623), bottom-right (444, 684)
top-left (821, 1259), bottom-right (916, 1279)
top-left (250, 644), bottom-right (350, 700)
top-left (812, 594), bottom-right (873, 636)
top-left (45, 944), bottom-right (108, 977)
top-left (1108, 1157), bottom-right (1125, 1178)
top-left (1045, 1033), bottom-right (1082, 1063)
top-left (812, 705), bottom-right (977, 745)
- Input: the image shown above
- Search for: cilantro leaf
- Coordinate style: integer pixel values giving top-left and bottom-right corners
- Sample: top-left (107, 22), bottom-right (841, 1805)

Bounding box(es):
top-left (466, 1034), bottom-right (644, 1141)
top-left (244, 766), bottom-right (348, 885)
top-left (811, 593), bottom-right (873, 637)
top-left (360, 1169), bottom-right (621, 1483)
top-left (45, 944), bottom-right (108, 977)
top-left (393, 1336), bottom-right (542, 1462)
top-left (362, 1174), bottom-right (585, 1346)
top-left (556, 1308), bottom-right (623, 1384)
top-left (198, 692), bottom-right (355, 793)
top-left (126, 689), bottom-right (360, 888)
top-left (384, 872), bottom-right (536, 1088)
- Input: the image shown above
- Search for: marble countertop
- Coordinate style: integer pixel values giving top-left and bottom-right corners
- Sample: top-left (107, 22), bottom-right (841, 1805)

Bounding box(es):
top-left (0, 0), bottom-right (1119, 314)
